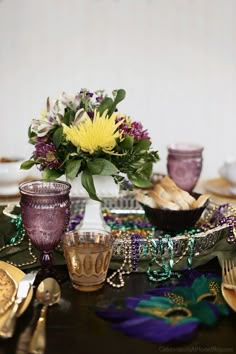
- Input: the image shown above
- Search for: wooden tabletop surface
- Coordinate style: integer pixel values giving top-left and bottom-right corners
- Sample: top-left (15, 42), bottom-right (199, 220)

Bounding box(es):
top-left (0, 261), bottom-right (236, 354)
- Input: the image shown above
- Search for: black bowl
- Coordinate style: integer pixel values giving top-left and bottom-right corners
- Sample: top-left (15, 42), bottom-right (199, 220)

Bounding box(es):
top-left (140, 193), bottom-right (209, 233)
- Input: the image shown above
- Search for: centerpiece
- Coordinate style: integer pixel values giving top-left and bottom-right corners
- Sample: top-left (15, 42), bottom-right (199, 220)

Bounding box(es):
top-left (21, 88), bottom-right (160, 230)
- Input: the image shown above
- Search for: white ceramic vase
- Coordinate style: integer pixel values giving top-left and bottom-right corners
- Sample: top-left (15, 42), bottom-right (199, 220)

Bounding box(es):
top-left (68, 175), bottom-right (119, 232)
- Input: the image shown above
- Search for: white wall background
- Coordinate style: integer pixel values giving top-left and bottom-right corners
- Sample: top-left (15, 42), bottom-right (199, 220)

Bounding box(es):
top-left (0, 0), bottom-right (235, 179)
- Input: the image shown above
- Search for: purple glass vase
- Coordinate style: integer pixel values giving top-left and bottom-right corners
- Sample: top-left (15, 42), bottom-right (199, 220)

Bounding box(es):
top-left (167, 143), bottom-right (203, 192)
top-left (19, 180), bottom-right (71, 268)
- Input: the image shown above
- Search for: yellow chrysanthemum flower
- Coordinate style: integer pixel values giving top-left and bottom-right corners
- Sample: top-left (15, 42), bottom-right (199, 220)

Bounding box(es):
top-left (62, 110), bottom-right (123, 154)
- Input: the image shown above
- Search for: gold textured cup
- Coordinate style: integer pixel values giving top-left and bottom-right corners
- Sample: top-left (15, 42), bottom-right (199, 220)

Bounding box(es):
top-left (62, 229), bottom-right (114, 292)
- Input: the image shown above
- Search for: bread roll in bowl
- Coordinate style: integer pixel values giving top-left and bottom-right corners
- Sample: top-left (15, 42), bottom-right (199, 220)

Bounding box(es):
top-left (136, 176), bottom-right (210, 233)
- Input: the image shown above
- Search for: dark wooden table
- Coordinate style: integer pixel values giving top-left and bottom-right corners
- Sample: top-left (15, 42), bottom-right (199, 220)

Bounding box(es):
top-left (0, 261), bottom-right (236, 354)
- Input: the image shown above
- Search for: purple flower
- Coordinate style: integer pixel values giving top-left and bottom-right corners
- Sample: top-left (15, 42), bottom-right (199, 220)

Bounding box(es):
top-left (116, 117), bottom-right (150, 141)
top-left (33, 140), bottom-right (61, 171)
top-left (96, 95), bottom-right (103, 102)
top-left (87, 111), bottom-right (94, 119)
top-left (130, 121), bottom-right (150, 140)
top-left (86, 92), bottom-right (93, 98)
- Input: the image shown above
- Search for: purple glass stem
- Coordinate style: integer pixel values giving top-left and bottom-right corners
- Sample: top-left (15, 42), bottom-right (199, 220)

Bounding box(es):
top-left (40, 252), bottom-right (54, 268)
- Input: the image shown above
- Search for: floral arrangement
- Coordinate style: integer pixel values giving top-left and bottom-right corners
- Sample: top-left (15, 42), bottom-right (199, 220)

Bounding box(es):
top-left (22, 89), bottom-right (159, 200)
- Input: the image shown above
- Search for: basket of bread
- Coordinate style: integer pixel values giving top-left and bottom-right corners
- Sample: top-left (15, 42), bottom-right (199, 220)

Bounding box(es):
top-left (136, 176), bottom-right (209, 233)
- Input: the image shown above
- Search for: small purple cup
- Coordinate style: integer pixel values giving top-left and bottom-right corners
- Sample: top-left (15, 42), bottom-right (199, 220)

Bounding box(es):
top-left (167, 143), bottom-right (203, 192)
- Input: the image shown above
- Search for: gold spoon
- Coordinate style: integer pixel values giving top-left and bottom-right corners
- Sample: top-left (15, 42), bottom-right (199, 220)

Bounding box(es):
top-left (28, 278), bottom-right (61, 354)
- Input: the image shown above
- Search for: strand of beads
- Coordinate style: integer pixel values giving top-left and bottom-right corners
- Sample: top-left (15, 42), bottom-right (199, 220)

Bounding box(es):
top-left (10, 215), bottom-right (25, 244)
top-left (0, 216), bottom-right (37, 267)
top-left (209, 203), bottom-right (236, 243)
top-left (218, 215), bottom-right (236, 243)
top-left (146, 232), bottom-right (195, 282)
top-left (147, 234), bottom-right (178, 282)
top-left (185, 231), bottom-right (195, 269)
top-left (107, 233), bottom-right (133, 288)
top-left (131, 233), bottom-right (141, 271)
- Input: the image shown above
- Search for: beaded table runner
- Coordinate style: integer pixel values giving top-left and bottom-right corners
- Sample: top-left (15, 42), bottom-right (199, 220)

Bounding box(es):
top-left (0, 201), bottom-right (236, 286)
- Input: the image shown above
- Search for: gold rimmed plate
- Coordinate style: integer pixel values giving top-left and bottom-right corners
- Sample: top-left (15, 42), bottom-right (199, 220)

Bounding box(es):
top-left (204, 178), bottom-right (236, 199)
top-left (0, 261), bottom-right (34, 325)
top-left (0, 269), bottom-right (17, 315)
top-left (221, 285), bottom-right (236, 312)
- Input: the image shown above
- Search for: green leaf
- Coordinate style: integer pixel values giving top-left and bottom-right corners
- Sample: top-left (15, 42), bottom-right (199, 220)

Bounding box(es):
top-left (62, 109), bottom-right (75, 125)
top-left (68, 110), bottom-right (75, 125)
top-left (128, 174), bottom-right (153, 188)
top-left (42, 168), bottom-right (63, 180)
top-left (111, 89), bottom-right (126, 108)
top-left (52, 127), bottom-right (64, 148)
top-left (119, 136), bottom-right (134, 150)
top-left (53, 127), bottom-right (63, 147)
top-left (139, 162), bottom-right (153, 179)
top-left (28, 125), bottom-right (36, 139)
top-left (97, 97), bottom-right (113, 115)
top-left (81, 170), bottom-right (101, 201)
top-left (66, 160), bottom-right (81, 179)
top-left (108, 89), bottom-right (126, 115)
top-left (87, 158), bottom-right (118, 175)
top-left (20, 160), bottom-right (36, 170)
top-left (134, 139), bottom-right (151, 153)
top-left (62, 110), bottom-right (70, 125)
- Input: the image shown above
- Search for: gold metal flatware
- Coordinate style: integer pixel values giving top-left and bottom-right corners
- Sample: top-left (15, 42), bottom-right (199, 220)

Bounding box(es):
top-left (29, 277), bottom-right (61, 354)
top-left (221, 259), bottom-right (236, 311)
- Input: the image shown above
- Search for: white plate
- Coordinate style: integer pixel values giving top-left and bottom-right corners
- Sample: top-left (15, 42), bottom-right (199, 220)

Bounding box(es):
top-left (0, 185), bottom-right (20, 196)
top-left (204, 178), bottom-right (236, 198)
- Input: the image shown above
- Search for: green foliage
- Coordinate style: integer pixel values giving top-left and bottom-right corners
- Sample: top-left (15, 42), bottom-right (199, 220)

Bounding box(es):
top-left (42, 168), bottom-right (63, 180)
top-left (81, 170), bottom-right (101, 202)
top-left (128, 173), bottom-right (153, 188)
top-left (20, 160), bottom-right (36, 170)
top-left (97, 97), bottom-right (114, 115)
top-left (53, 127), bottom-right (64, 148)
top-left (108, 89), bottom-right (126, 115)
top-left (28, 125), bottom-right (36, 139)
top-left (119, 136), bottom-right (134, 150)
top-left (62, 109), bottom-right (75, 125)
top-left (134, 139), bottom-right (152, 153)
top-left (98, 89), bottom-right (126, 115)
top-left (87, 158), bottom-right (118, 175)
top-left (65, 160), bottom-right (81, 179)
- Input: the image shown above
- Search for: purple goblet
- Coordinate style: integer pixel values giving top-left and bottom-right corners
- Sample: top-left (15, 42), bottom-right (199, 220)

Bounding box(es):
top-left (19, 180), bottom-right (71, 268)
top-left (167, 143), bottom-right (203, 192)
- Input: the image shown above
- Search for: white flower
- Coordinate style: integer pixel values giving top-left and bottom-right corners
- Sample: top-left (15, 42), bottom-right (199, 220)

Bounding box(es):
top-left (31, 118), bottom-right (54, 137)
top-left (60, 92), bottom-right (81, 111)
top-left (49, 99), bottom-right (66, 117)
top-left (31, 99), bottom-right (65, 137)
top-left (73, 108), bottom-right (90, 126)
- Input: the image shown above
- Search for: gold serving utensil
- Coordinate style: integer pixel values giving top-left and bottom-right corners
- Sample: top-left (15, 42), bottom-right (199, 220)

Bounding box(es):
top-left (221, 259), bottom-right (236, 311)
top-left (28, 277), bottom-right (61, 354)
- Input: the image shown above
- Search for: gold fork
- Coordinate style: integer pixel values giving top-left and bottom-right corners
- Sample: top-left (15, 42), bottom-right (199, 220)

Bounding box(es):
top-left (221, 259), bottom-right (236, 311)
